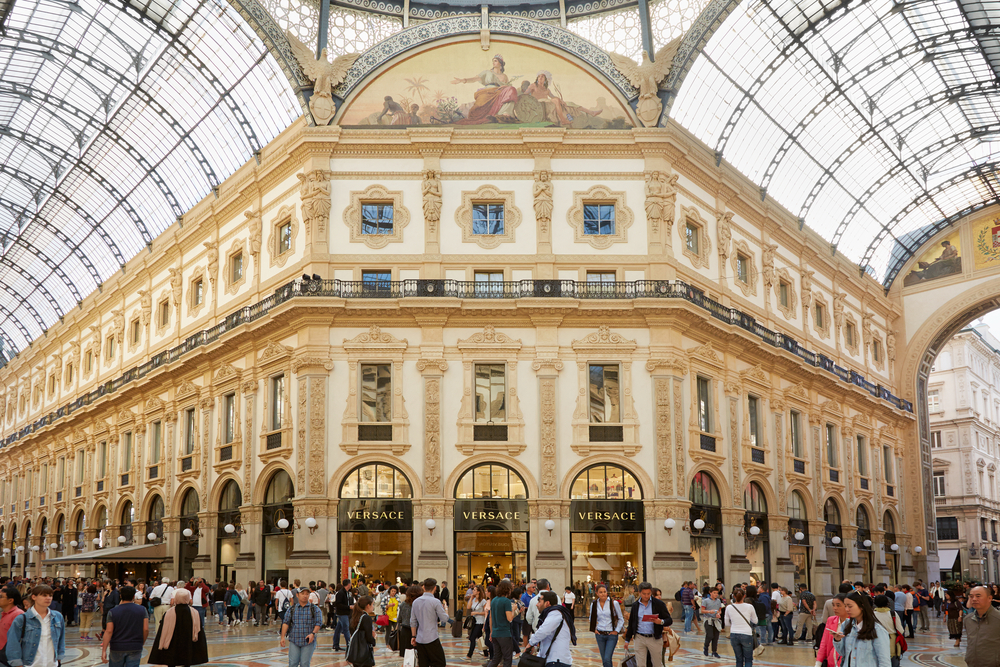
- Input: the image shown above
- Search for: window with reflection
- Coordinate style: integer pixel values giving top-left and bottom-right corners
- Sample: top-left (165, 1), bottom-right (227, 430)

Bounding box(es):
top-left (743, 482), bottom-right (767, 513)
top-left (589, 364), bottom-right (620, 423)
top-left (120, 501), bottom-right (134, 544)
top-left (95, 506), bottom-right (108, 547)
top-left (475, 364), bottom-right (506, 422)
top-left (361, 364), bottom-right (392, 422)
top-left (340, 464), bottom-right (413, 499)
top-left (455, 464), bottom-right (527, 499)
top-left (690, 472), bottom-right (721, 506)
top-left (262, 470), bottom-right (294, 583)
top-left (883, 511), bottom-right (895, 534)
top-left (856, 506), bottom-right (870, 531)
top-left (788, 491), bottom-right (807, 520)
top-left (570, 464), bottom-right (642, 500)
top-left (824, 499), bottom-right (841, 525)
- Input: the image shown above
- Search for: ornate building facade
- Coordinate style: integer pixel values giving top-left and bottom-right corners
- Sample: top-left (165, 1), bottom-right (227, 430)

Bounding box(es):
top-left (0, 25), bottom-right (922, 599)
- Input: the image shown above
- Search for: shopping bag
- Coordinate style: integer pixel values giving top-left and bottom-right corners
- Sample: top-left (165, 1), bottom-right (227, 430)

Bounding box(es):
top-left (664, 628), bottom-right (681, 658)
top-left (620, 649), bottom-right (638, 667)
top-left (403, 649), bottom-right (416, 667)
top-left (386, 626), bottom-right (398, 651)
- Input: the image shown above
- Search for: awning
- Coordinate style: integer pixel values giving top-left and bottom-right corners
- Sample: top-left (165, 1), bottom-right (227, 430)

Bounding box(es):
top-left (938, 549), bottom-right (959, 570)
top-left (588, 557), bottom-right (613, 571)
top-left (42, 543), bottom-right (166, 565)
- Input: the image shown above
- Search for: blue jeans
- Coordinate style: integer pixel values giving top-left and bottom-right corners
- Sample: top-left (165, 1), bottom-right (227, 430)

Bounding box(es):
top-left (195, 605), bottom-right (207, 629)
top-left (334, 614), bottom-right (350, 649)
top-left (757, 624), bottom-right (771, 644)
top-left (780, 613), bottom-right (794, 641)
top-left (594, 633), bottom-right (618, 667)
top-left (683, 605), bottom-right (694, 632)
top-left (109, 649), bottom-right (142, 667)
top-left (215, 601), bottom-right (226, 624)
top-left (730, 633), bottom-right (754, 667)
top-left (288, 639), bottom-right (318, 667)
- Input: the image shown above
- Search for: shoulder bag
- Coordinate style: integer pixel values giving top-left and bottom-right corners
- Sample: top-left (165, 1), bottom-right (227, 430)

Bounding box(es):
top-left (730, 603), bottom-right (764, 657)
top-left (518, 614), bottom-right (565, 667)
top-left (346, 621), bottom-right (376, 667)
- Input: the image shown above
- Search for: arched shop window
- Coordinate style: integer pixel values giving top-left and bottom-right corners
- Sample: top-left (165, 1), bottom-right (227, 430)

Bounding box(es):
top-left (94, 506), bottom-right (108, 548)
top-left (148, 495), bottom-right (165, 543)
top-left (787, 491), bottom-right (810, 590)
top-left (570, 464), bottom-right (644, 604)
top-left (338, 463), bottom-right (413, 586)
top-left (261, 470), bottom-right (294, 585)
top-left (856, 506), bottom-right (874, 583)
top-left (178, 489), bottom-right (200, 580)
top-left (883, 510), bottom-right (899, 585)
top-left (454, 464), bottom-right (528, 609)
top-left (570, 464), bottom-right (642, 500)
top-left (120, 501), bottom-right (134, 545)
top-left (743, 482), bottom-right (769, 586)
top-left (689, 471), bottom-right (723, 589)
top-left (56, 515), bottom-right (64, 550)
top-left (216, 480), bottom-right (243, 584)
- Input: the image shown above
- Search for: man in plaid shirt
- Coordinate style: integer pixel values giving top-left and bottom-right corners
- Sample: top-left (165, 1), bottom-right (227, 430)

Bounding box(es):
top-left (280, 588), bottom-right (323, 667)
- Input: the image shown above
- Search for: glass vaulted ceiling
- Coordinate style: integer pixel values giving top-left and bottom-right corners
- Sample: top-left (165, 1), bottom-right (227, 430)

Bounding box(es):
top-left (671, 0), bottom-right (1000, 288)
top-left (0, 0), bottom-right (299, 354)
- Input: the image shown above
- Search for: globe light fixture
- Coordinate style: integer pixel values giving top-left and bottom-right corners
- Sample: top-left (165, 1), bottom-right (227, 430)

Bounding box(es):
top-left (276, 518), bottom-right (290, 530)
top-left (224, 524), bottom-right (236, 534)
top-left (92, 538), bottom-right (100, 546)
top-left (863, 539), bottom-right (872, 548)
top-left (749, 525), bottom-right (761, 536)
top-left (794, 531), bottom-right (805, 542)
top-left (425, 519), bottom-right (436, 535)
top-left (304, 517), bottom-right (318, 529)
top-left (890, 543), bottom-right (899, 551)
top-left (832, 536), bottom-right (842, 545)
top-left (915, 546), bottom-right (922, 554)
top-left (147, 533), bottom-right (157, 542)
top-left (69, 541), bottom-right (77, 548)
top-left (30, 545), bottom-right (39, 552)
top-left (182, 528), bottom-right (193, 538)
top-left (544, 519), bottom-right (555, 535)
top-left (693, 518), bottom-right (706, 531)
top-left (17, 545), bottom-right (25, 551)
top-left (664, 518), bottom-right (676, 531)
top-left (117, 535), bottom-right (127, 544)
top-left (49, 543), bottom-right (58, 550)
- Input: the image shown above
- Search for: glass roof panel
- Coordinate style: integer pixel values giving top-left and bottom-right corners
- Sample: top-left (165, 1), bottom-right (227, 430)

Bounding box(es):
top-left (671, 0), bottom-right (1000, 286)
top-left (0, 0), bottom-right (299, 353)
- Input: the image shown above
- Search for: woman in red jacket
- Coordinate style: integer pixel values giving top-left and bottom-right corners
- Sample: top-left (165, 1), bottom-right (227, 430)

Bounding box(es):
top-left (815, 594), bottom-right (848, 667)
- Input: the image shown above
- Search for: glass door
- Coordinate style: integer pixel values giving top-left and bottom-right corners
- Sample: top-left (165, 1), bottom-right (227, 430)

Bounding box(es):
top-left (455, 531), bottom-right (528, 614)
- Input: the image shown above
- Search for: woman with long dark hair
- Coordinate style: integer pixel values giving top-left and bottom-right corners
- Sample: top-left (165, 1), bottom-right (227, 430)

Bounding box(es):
top-left (467, 585), bottom-right (487, 659)
top-left (397, 584), bottom-right (421, 658)
top-left (832, 591), bottom-right (890, 667)
top-left (348, 595), bottom-right (376, 667)
top-left (944, 589), bottom-right (963, 647)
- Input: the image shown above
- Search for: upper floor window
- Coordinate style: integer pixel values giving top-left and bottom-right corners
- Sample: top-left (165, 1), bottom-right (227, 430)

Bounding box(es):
top-left (826, 423), bottom-right (838, 467)
top-left (455, 463), bottom-right (527, 499)
top-left (697, 376), bottom-right (712, 432)
top-left (340, 463), bottom-right (412, 498)
top-left (748, 395), bottom-right (761, 447)
top-left (570, 464), bottom-right (642, 500)
top-left (472, 203), bottom-right (504, 235)
top-left (278, 220), bottom-right (293, 252)
top-left (474, 271), bottom-right (504, 296)
top-left (790, 410), bottom-right (802, 458)
top-left (927, 390), bottom-right (941, 412)
top-left (588, 364), bottom-right (620, 423)
top-left (736, 253), bottom-right (749, 284)
top-left (85, 350), bottom-right (93, 373)
top-left (230, 251), bottom-right (244, 283)
top-left (883, 445), bottom-right (894, 484)
top-left (56, 457), bottom-right (65, 489)
top-left (930, 430), bottom-right (942, 448)
top-left (872, 339), bottom-right (881, 362)
top-left (150, 421), bottom-right (162, 464)
top-left (121, 433), bottom-right (132, 473)
top-left (270, 374), bottom-right (285, 430)
top-left (193, 278), bottom-right (204, 306)
top-left (131, 319), bottom-right (141, 345)
top-left (185, 408), bottom-right (196, 455)
top-left (98, 441), bottom-right (107, 477)
top-left (360, 364), bottom-right (391, 422)
top-left (779, 279), bottom-right (790, 308)
top-left (936, 516), bottom-right (958, 540)
top-left (583, 203), bottom-right (615, 235)
top-left (224, 394), bottom-right (235, 444)
top-left (685, 222), bottom-right (699, 254)
top-left (361, 204), bottom-right (394, 236)
top-left (159, 299), bottom-right (170, 327)
top-left (814, 303), bottom-right (825, 329)
top-left (361, 271), bottom-right (391, 291)
top-left (106, 335), bottom-right (116, 360)
top-left (845, 322), bottom-right (855, 347)
top-left (474, 364), bottom-right (506, 423)
top-left (587, 272), bottom-right (616, 283)
top-left (856, 434), bottom-right (868, 476)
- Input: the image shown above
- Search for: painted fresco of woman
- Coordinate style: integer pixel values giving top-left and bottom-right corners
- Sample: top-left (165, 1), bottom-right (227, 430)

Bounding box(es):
top-left (452, 54), bottom-right (519, 124)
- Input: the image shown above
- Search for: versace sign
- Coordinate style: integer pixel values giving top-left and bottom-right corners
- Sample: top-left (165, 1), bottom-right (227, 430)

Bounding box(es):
top-left (570, 500), bottom-right (645, 532)
top-left (339, 499), bottom-right (413, 531)
top-left (454, 500), bottom-right (530, 532)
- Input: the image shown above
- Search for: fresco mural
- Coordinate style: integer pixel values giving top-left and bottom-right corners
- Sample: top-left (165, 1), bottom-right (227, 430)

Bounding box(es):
top-left (903, 230), bottom-right (962, 287)
top-left (973, 215), bottom-right (1000, 272)
top-left (339, 40), bottom-right (634, 129)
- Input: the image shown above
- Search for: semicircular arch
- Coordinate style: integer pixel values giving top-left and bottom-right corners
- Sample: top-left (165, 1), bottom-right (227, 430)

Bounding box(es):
top-left (740, 473), bottom-right (776, 514)
top-left (686, 464), bottom-right (732, 508)
top-left (253, 462), bottom-right (296, 506)
top-left (329, 455), bottom-right (422, 500)
top-left (210, 474), bottom-right (245, 510)
top-left (444, 454), bottom-right (539, 501)
top-left (172, 484), bottom-right (202, 518)
top-left (559, 455), bottom-right (653, 501)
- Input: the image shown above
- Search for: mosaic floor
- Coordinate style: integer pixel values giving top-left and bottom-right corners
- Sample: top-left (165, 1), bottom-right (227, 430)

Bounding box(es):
top-left (62, 612), bottom-right (968, 666)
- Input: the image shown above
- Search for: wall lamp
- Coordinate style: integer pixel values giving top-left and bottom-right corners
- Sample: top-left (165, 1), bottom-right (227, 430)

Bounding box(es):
top-left (545, 520), bottom-right (555, 536)
top-left (224, 522), bottom-right (247, 536)
top-left (425, 519), bottom-right (436, 535)
top-left (663, 518), bottom-right (676, 535)
top-left (294, 517), bottom-right (319, 535)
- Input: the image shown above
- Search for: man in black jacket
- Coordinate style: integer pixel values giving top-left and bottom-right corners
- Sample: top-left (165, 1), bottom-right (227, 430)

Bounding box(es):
top-left (623, 583), bottom-right (672, 667)
top-left (253, 581), bottom-right (271, 627)
top-left (333, 579), bottom-right (355, 651)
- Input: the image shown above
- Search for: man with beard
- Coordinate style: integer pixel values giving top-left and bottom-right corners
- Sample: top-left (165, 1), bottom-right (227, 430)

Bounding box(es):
top-left (527, 591), bottom-right (577, 667)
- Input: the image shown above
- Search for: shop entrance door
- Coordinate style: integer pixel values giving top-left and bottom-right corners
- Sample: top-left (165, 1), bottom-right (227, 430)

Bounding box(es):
top-left (455, 532), bottom-right (528, 613)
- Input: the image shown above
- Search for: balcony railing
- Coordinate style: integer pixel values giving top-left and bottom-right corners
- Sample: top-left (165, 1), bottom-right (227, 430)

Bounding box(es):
top-left (0, 277), bottom-right (914, 449)
top-left (700, 433), bottom-right (717, 452)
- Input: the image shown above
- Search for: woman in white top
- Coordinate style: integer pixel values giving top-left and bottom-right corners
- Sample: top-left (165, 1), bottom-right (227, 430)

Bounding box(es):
top-left (724, 588), bottom-right (758, 667)
top-left (589, 584), bottom-right (623, 667)
top-left (563, 587), bottom-right (576, 609)
top-left (466, 585), bottom-right (487, 659)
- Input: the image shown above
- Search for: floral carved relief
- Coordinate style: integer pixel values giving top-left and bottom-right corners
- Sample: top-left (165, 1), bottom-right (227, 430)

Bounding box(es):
top-left (309, 377), bottom-right (325, 495)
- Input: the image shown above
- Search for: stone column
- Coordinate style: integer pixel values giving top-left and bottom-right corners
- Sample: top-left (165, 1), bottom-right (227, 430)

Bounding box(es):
top-left (193, 511), bottom-right (214, 581)
top-left (533, 358), bottom-right (566, 583)
top-left (235, 505), bottom-right (260, 585)
top-left (416, 359), bottom-right (448, 581)
top-left (808, 520), bottom-right (832, 597)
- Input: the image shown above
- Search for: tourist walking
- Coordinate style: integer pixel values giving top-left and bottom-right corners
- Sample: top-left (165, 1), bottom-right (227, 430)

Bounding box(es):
top-left (280, 587), bottom-right (324, 667)
top-left (832, 591), bottom-right (891, 667)
top-left (963, 585), bottom-right (1000, 667)
top-left (623, 582), bottom-right (671, 667)
top-left (777, 587), bottom-right (795, 645)
top-left (589, 584), bottom-right (622, 667)
top-left (944, 589), bottom-right (963, 647)
top-left (527, 591), bottom-right (575, 667)
top-left (148, 579), bottom-right (174, 631)
top-left (397, 585), bottom-right (419, 658)
top-left (79, 583), bottom-right (99, 640)
top-left (346, 596), bottom-right (376, 667)
top-left (0, 587), bottom-right (23, 666)
top-left (930, 582), bottom-right (943, 617)
top-left (466, 585), bottom-right (487, 658)
top-left (915, 582), bottom-right (930, 632)
top-left (872, 595), bottom-right (905, 667)
top-left (253, 581), bottom-right (271, 628)
top-left (815, 593), bottom-right (848, 667)
top-left (333, 579), bottom-right (355, 651)
top-left (795, 584), bottom-right (816, 641)
top-left (147, 589), bottom-right (209, 667)
top-left (723, 588), bottom-right (757, 667)
top-left (5, 585), bottom-right (65, 667)
top-left (487, 580), bottom-right (515, 667)
top-left (701, 588), bottom-right (723, 658)
top-left (100, 585), bottom-right (148, 667)
top-left (410, 578), bottom-right (450, 667)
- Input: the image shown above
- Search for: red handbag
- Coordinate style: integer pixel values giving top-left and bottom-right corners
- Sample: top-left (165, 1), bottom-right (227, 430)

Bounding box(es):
top-left (376, 614), bottom-right (391, 626)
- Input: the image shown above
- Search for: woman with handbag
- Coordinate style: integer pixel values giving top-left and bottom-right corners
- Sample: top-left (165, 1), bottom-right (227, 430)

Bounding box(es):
top-left (723, 588), bottom-right (758, 667)
top-left (831, 591), bottom-right (891, 667)
top-left (815, 594), bottom-right (847, 667)
top-left (347, 595), bottom-right (377, 667)
top-left (397, 585), bottom-right (420, 658)
top-left (466, 585), bottom-right (487, 659)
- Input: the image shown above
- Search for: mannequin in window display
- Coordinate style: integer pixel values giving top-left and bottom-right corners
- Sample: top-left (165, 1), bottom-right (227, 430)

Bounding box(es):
top-left (353, 560), bottom-right (365, 578)
top-left (484, 563), bottom-right (500, 586)
top-left (608, 474), bottom-right (623, 498)
top-left (623, 561), bottom-right (637, 584)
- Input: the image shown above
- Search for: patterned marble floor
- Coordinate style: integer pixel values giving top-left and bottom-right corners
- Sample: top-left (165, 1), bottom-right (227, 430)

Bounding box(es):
top-left (61, 613), bottom-right (968, 666)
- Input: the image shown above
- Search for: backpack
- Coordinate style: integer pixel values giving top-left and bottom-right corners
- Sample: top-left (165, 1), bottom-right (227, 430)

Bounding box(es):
top-left (751, 600), bottom-right (768, 623)
top-left (674, 589), bottom-right (683, 601)
top-left (230, 592), bottom-right (241, 607)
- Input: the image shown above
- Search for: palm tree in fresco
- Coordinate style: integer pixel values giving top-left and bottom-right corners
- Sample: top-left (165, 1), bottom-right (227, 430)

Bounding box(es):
top-left (405, 76), bottom-right (430, 107)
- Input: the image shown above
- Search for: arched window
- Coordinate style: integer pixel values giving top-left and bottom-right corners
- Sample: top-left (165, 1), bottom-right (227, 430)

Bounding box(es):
top-left (570, 464), bottom-right (642, 500)
top-left (883, 511), bottom-right (895, 534)
top-left (455, 464), bottom-right (526, 499)
top-left (121, 501), bottom-right (134, 525)
top-left (95, 506), bottom-right (108, 547)
top-left (690, 472), bottom-right (721, 507)
top-left (180, 489), bottom-right (200, 517)
top-left (341, 464), bottom-right (412, 498)
top-left (24, 521), bottom-right (32, 550)
top-left (743, 482), bottom-right (767, 513)
top-left (219, 480), bottom-right (242, 511)
top-left (264, 471), bottom-right (294, 505)
top-left (856, 506), bottom-right (870, 530)
top-left (149, 496), bottom-right (165, 523)
top-left (823, 499), bottom-right (841, 525)
top-left (39, 518), bottom-right (47, 548)
top-left (55, 516), bottom-right (64, 547)
top-left (788, 491), bottom-right (807, 520)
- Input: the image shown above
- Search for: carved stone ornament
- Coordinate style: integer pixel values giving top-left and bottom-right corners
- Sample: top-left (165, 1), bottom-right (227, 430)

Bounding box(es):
top-left (457, 325), bottom-right (522, 350)
top-left (533, 171), bottom-right (553, 234)
top-left (607, 37), bottom-right (681, 127)
top-left (531, 359), bottom-right (564, 374)
top-left (416, 358), bottom-right (449, 374)
top-left (246, 209), bottom-right (262, 257)
top-left (455, 184), bottom-right (522, 249)
top-left (285, 31), bottom-right (360, 125)
top-left (343, 324), bottom-right (408, 349)
top-left (645, 354), bottom-right (688, 376)
top-left (343, 184), bottom-right (410, 249)
top-left (644, 170), bottom-right (678, 235)
top-left (168, 267), bottom-right (182, 310)
top-left (292, 356), bottom-right (334, 374)
top-left (138, 289), bottom-right (151, 328)
top-left (268, 205), bottom-right (300, 268)
top-left (762, 243), bottom-right (778, 290)
top-left (717, 211), bottom-right (733, 260)
top-left (774, 267), bottom-right (798, 321)
top-left (144, 396), bottom-right (165, 413)
top-left (572, 324), bottom-right (637, 350)
top-left (297, 170), bottom-right (334, 242)
top-left (176, 380), bottom-right (199, 398)
top-left (686, 341), bottom-right (723, 366)
top-left (567, 185), bottom-right (634, 249)
top-left (204, 241), bottom-right (219, 287)
top-left (213, 363), bottom-right (240, 383)
top-left (259, 341), bottom-right (293, 364)
top-left (422, 170), bottom-right (442, 233)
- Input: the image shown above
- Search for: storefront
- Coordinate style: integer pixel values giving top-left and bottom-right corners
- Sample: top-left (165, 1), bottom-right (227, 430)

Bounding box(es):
top-left (787, 491), bottom-right (810, 590)
top-left (338, 463), bottom-right (413, 584)
top-left (261, 470), bottom-right (294, 584)
top-left (569, 464), bottom-right (644, 604)
top-left (743, 482), bottom-right (770, 587)
top-left (824, 499), bottom-right (844, 585)
top-left (689, 471), bottom-right (724, 589)
top-left (454, 464), bottom-right (528, 612)
top-left (178, 489), bottom-right (200, 581)
top-left (217, 480), bottom-right (242, 584)
top-left (882, 512), bottom-right (898, 586)
top-left (856, 507), bottom-right (873, 583)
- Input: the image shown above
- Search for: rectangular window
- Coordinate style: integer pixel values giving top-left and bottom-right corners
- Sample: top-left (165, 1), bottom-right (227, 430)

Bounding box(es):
top-left (49, 376), bottom-right (55, 394)
top-left (845, 323), bottom-right (855, 346)
top-left (106, 335), bottom-right (116, 360)
top-left (131, 319), bottom-right (140, 345)
top-left (474, 271), bottom-right (504, 296)
top-left (40, 464), bottom-right (47, 494)
top-left (814, 304), bottom-right (824, 329)
top-left (231, 252), bottom-right (244, 283)
top-left (474, 364), bottom-right (506, 422)
top-left (361, 204), bottom-right (393, 235)
top-left (826, 423), bottom-right (838, 467)
top-left (685, 223), bottom-right (699, 254)
top-left (122, 433), bottom-right (132, 473)
top-left (697, 376), bottom-right (711, 432)
top-left (779, 280), bottom-right (789, 307)
top-left (936, 516), bottom-right (959, 540)
top-left (271, 374), bottom-right (285, 430)
top-left (748, 395), bottom-right (760, 447)
top-left (588, 364), bottom-right (621, 423)
top-left (883, 445), bottom-right (894, 484)
top-left (587, 272), bottom-right (616, 283)
top-left (927, 390), bottom-right (940, 411)
top-left (224, 394), bottom-right (235, 444)
top-left (790, 410), bottom-right (802, 458)
top-left (98, 441), bottom-right (107, 477)
top-left (856, 434), bottom-right (868, 476)
top-left (194, 279), bottom-right (204, 306)
top-left (931, 430), bottom-right (942, 448)
top-left (361, 271), bottom-right (392, 291)
top-left (278, 221), bottom-right (293, 251)
top-left (151, 421), bottom-right (162, 464)
top-left (85, 350), bottom-right (93, 373)
top-left (872, 340), bottom-right (881, 362)
top-left (360, 365), bottom-right (391, 422)
top-left (75, 453), bottom-right (84, 484)
top-left (736, 253), bottom-right (749, 283)
top-left (583, 204), bottom-right (616, 235)
top-left (159, 300), bottom-right (170, 327)
top-left (66, 363), bottom-right (73, 384)
top-left (56, 457), bottom-right (65, 490)
top-left (185, 408), bottom-right (196, 454)
top-left (472, 203), bottom-right (504, 235)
